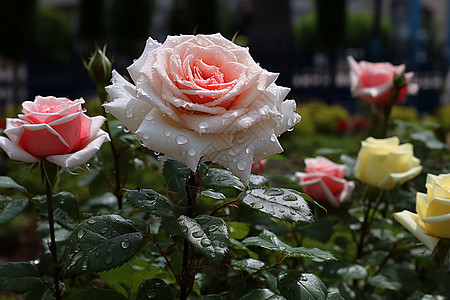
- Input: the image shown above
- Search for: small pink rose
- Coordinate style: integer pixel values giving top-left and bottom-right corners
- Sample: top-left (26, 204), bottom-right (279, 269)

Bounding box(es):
top-left (251, 159), bottom-right (267, 174)
top-left (347, 56), bottom-right (418, 107)
top-left (0, 96), bottom-right (110, 168)
top-left (295, 156), bottom-right (354, 208)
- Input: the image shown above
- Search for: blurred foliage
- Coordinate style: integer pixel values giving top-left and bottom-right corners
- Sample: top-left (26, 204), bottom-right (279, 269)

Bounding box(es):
top-left (390, 105), bottom-right (419, 124)
top-left (294, 12), bottom-right (393, 62)
top-left (295, 101), bottom-right (349, 134)
top-left (436, 103), bottom-right (450, 132)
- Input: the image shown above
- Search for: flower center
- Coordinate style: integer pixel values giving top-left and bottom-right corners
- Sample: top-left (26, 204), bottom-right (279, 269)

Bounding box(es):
top-left (192, 59), bottom-right (230, 91)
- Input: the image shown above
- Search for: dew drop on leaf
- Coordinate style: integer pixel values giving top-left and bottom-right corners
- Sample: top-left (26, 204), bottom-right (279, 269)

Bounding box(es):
top-left (208, 225), bottom-right (218, 233)
top-left (81, 260), bottom-right (88, 271)
top-left (192, 231), bottom-right (203, 238)
top-left (100, 227), bottom-right (109, 234)
top-left (201, 238), bottom-right (212, 247)
top-left (77, 229), bottom-right (86, 239)
top-left (74, 244), bottom-right (81, 253)
top-left (105, 256), bottom-right (113, 264)
top-left (250, 202), bottom-right (263, 209)
top-left (283, 194), bottom-right (297, 201)
top-left (263, 189), bottom-right (284, 196)
top-left (120, 239), bottom-right (130, 249)
top-left (87, 219), bottom-right (95, 225)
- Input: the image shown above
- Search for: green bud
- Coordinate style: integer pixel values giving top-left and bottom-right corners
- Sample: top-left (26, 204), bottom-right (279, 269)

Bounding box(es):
top-left (84, 45), bottom-right (112, 85)
top-left (393, 72), bottom-right (407, 90)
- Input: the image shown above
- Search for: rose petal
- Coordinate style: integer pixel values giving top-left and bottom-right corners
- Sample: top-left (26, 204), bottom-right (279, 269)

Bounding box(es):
top-left (0, 136), bottom-right (39, 163)
top-left (134, 108), bottom-right (233, 171)
top-left (46, 130), bottom-right (110, 168)
top-left (127, 37), bottom-right (162, 84)
top-left (394, 210), bottom-right (439, 251)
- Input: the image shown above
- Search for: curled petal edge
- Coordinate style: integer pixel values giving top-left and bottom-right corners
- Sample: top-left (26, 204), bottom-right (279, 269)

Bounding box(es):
top-left (394, 210), bottom-right (439, 251)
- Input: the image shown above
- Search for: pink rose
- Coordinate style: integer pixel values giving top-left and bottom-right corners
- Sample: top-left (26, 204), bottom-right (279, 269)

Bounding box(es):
top-left (251, 159), bottom-right (267, 174)
top-left (104, 33), bottom-right (300, 183)
top-left (295, 156), bottom-right (354, 208)
top-left (0, 96), bottom-right (110, 168)
top-left (347, 56), bottom-right (418, 107)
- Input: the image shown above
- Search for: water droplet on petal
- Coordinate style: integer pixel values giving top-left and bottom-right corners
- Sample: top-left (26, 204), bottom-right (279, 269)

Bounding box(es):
top-left (143, 132), bottom-right (150, 140)
top-left (120, 239), bottom-right (130, 249)
top-left (164, 130), bottom-right (171, 137)
top-left (176, 135), bottom-right (188, 145)
top-left (188, 148), bottom-right (196, 156)
top-left (126, 108), bottom-right (133, 118)
top-left (145, 114), bottom-right (154, 121)
top-left (77, 229), bottom-right (86, 239)
top-left (270, 134), bottom-right (277, 142)
top-left (245, 147), bottom-right (251, 154)
top-left (192, 231), bottom-right (203, 238)
top-left (201, 238), bottom-right (212, 247)
top-left (237, 161), bottom-right (247, 171)
top-left (199, 121), bottom-right (209, 132)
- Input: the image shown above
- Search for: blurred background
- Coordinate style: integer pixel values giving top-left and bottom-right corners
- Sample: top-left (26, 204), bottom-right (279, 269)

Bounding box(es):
top-left (0, 0), bottom-right (449, 116)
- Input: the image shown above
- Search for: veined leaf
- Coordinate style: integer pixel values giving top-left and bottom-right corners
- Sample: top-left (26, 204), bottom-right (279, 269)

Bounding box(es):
top-left (239, 289), bottom-right (284, 300)
top-left (239, 188), bottom-right (313, 224)
top-left (37, 192), bottom-right (79, 230)
top-left (367, 274), bottom-right (401, 291)
top-left (201, 168), bottom-right (245, 192)
top-left (248, 174), bottom-right (269, 189)
top-left (65, 287), bottom-right (127, 300)
top-left (0, 196), bottom-right (28, 224)
top-left (63, 215), bottom-right (143, 276)
top-left (231, 258), bottom-right (265, 274)
top-left (277, 271), bottom-right (327, 300)
top-left (177, 215), bottom-right (228, 264)
top-left (124, 189), bottom-right (176, 218)
top-left (163, 158), bottom-right (190, 195)
top-left (242, 230), bottom-right (335, 262)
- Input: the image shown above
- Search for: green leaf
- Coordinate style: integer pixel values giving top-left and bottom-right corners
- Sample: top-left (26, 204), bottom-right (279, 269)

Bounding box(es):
top-left (367, 274), bottom-right (401, 291)
top-left (201, 168), bottom-right (245, 192)
top-left (0, 262), bottom-right (43, 293)
top-left (100, 258), bottom-right (176, 298)
top-left (249, 174), bottom-right (269, 189)
top-left (82, 192), bottom-right (117, 210)
top-left (231, 258), bottom-right (265, 274)
top-left (239, 188), bottom-right (313, 224)
top-left (199, 189), bottom-right (227, 201)
top-left (226, 221), bottom-right (251, 240)
top-left (63, 215), bottom-right (143, 276)
top-left (239, 288), bottom-right (284, 300)
top-left (242, 230), bottom-right (335, 262)
top-left (163, 158), bottom-right (190, 194)
top-left (336, 264), bottom-right (367, 280)
top-left (277, 271), bottom-right (327, 300)
top-left (0, 176), bottom-right (27, 193)
top-left (177, 215), bottom-right (228, 264)
top-left (0, 196), bottom-right (28, 224)
top-left (65, 287), bottom-right (127, 300)
top-left (37, 192), bottom-right (79, 229)
top-left (124, 189), bottom-right (176, 218)
top-left (136, 278), bottom-right (173, 300)
top-left (437, 238), bottom-right (450, 265)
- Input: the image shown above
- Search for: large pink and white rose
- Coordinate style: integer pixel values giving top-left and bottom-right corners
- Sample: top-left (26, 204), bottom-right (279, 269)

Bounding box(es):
top-left (347, 56), bottom-right (418, 107)
top-left (0, 96), bottom-right (110, 168)
top-left (295, 156), bottom-right (354, 208)
top-left (104, 33), bottom-right (300, 183)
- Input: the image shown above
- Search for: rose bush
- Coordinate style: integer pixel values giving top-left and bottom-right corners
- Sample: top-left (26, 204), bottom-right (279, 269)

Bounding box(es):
top-left (347, 56), bottom-right (418, 107)
top-left (104, 33), bottom-right (300, 183)
top-left (0, 96), bottom-right (110, 168)
top-left (354, 136), bottom-right (422, 190)
top-left (394, 173), bottom-right (450, 251)
top-left (295, 156), bottom-right (354, 208)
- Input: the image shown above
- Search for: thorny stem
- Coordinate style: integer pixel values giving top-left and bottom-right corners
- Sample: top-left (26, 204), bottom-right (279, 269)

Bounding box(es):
top-left (144, 232), bottom-right (178, 282)
top-left (180, 170), bottom-right (200, 300)
top-left (97, 83), bottom-right (123, 209)
top-left (41, 162), bottom-right (61, 300)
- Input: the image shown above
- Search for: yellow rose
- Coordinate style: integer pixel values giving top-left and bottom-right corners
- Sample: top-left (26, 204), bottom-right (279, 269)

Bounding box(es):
top-left (394, 174), bottom-right (450, 251)
top-left (354, 137), bottom-right (422, 190)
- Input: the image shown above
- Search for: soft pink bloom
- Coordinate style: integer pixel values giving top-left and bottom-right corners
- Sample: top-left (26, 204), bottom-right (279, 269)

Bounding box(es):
top-left (251, 159), bottom-right (267, 174)
top-left (347, 56), bottom-right (418, 107)
top-left (0, 96), bottom-right (110, 168)
top-left (104, 34), bottom-right (301, 183)
top-left (295, 156), bottom-right (354, 208)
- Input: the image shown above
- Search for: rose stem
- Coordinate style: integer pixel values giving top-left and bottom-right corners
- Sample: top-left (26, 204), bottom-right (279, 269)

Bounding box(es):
top-left (180, 170), bottom-right (200, 300)
top-left (41, 161), bottom-right (62, 300)
top-left (97, 83), bottom-right (123, 209)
